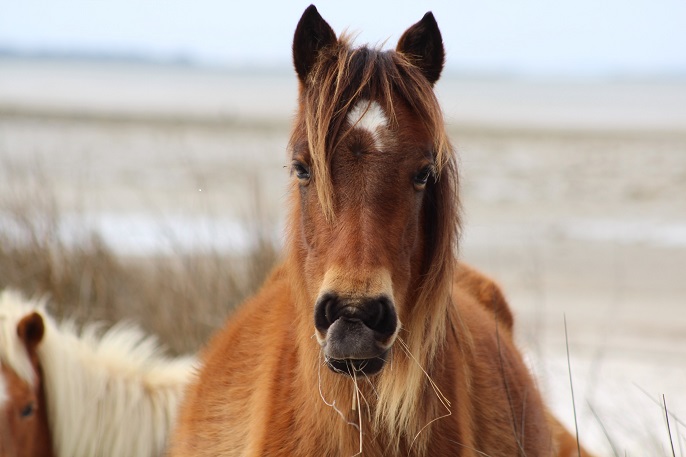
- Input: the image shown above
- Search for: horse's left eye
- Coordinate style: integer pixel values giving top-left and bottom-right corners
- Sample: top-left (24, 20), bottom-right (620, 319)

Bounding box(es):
top-left (292, 161), bottom-right (311, 182)
top-left (413, 166), bottom-right (433, 189)
top-left (20, 402), bottom-right (35, 418)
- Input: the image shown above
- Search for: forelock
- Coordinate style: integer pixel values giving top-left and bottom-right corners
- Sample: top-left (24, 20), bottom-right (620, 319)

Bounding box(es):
top-left (291, 35), bottom-right (452, 221)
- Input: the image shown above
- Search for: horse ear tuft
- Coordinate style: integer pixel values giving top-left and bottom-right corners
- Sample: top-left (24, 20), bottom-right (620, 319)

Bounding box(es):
top-left (293, 5), bottom-right (337, 83)
top-left (396, 12), bottom-right (445, 85)
top-left (17, 312), bottom-right (45, 353)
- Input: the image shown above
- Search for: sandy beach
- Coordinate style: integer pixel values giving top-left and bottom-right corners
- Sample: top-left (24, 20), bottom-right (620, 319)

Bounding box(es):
top-left (1, 59), bottom-right (685, 455)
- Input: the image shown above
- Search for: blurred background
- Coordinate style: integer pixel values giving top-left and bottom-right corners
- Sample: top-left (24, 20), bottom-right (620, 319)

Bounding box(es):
top-left (1, 1), bottom-right (685, 454)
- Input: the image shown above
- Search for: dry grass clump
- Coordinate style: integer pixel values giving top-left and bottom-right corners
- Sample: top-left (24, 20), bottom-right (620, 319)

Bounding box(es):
top-left (0, 166), bottom-right (277, 355)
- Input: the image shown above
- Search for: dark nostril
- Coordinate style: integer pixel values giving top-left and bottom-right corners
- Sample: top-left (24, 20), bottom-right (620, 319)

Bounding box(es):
top-left (314, 293), bottom-right (338, 331)
top-left (370, 298), bottom-right (385, 329)
top-left (314, 293), bottom-right (397, 338)
top-left (365, 296), bottom-right (396, 337)
top-left (354, 298), bottom-right (383, 328)
top-left (325, 297), bottom-right (339, 325)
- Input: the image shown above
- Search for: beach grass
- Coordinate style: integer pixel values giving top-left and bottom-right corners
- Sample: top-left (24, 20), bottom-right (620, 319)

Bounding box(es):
top-left (0, 165), bottom-right (278, 355)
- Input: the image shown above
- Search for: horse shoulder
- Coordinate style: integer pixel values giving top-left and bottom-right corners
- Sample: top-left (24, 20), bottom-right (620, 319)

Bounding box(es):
top-left (170, 264), bottom-right (298, 456)
top-left (450, 271), bottom-right (554, 455)
top-left (454, 262), bottom-right (515, 331)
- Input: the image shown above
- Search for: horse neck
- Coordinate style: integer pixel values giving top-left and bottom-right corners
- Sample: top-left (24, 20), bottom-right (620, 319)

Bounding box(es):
top-left (37, 319), bottom-right (195, 457)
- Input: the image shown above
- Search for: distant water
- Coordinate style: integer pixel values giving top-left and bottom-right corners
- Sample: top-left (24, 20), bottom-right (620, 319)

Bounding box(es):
top-left (2, 58), bottom-right (686, 131)
top-left (3, 209), bottom-right (685, 257)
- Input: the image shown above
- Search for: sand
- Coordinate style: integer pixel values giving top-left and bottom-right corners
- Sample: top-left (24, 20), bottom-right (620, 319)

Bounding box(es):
top-left (1, 59), bottom-right (685, 455)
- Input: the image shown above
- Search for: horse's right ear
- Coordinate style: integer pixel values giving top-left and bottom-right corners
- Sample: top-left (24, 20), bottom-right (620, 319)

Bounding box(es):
top-left (17, 312), bottom-right (45, 354)
top-left (396, 12), bottom-right (445, 85)
top-left (293, 5), bottom-right (337, 83)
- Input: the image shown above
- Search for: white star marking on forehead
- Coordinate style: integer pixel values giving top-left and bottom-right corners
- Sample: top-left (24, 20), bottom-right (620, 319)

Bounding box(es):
top-left (346, 100), bottom-right (389, 150)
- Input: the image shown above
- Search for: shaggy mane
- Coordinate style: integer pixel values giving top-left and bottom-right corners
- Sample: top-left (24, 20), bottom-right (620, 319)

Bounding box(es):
top-left (0, 368), bottom-right (7, 407)
top-left (0, 289), bottom-right (197, 457)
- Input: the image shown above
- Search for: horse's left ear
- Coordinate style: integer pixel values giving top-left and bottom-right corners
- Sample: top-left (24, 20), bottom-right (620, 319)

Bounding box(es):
top-left (17, 312), bottom-right (45, 353)
top-left (396, 12), bottom-right (445, 85)
top-left (293, 5), bottom-right (337, 83)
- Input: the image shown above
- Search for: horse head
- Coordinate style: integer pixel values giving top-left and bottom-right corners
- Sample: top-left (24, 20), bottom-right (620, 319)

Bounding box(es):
top-left (0, 307), bottom-right (54, 457)
top-left (288, 5), bottom-right (459, 378)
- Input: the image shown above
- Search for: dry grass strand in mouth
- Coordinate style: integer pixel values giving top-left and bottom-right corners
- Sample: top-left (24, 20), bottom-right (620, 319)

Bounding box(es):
top-left (317, 351), bottom-right (360, 436)
top-left (316, 338), bottom-right (456, 455)
top-left (316, 354), bottom-right (380, 456)
top-left (350, 362), bottom-right (364, 457)
top-left (395, 337), bottom-right (452, 451)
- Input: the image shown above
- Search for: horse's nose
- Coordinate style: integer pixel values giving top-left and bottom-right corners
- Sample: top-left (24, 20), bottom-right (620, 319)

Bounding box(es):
top-left (314, 293), bottom-right (398, 340)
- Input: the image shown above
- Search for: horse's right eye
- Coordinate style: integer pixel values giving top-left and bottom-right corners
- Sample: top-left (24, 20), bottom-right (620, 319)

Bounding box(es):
top-left (413, 165), bottom-right (434, 190)
top-left (292, 161), bottom-right (311, 182)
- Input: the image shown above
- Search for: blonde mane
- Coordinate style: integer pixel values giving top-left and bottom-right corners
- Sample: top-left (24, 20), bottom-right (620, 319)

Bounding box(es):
top-left (0, 369), bottom-right (7, 407)
top-left (0, 289), bottom-right (197, 457)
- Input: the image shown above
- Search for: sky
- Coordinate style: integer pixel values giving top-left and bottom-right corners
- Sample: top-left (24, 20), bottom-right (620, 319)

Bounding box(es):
top-left (1, 0), bottom-right (685, 78)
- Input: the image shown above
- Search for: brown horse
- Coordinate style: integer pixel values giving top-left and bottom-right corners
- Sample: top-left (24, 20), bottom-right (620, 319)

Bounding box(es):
top-left (170, 5), bottom-right (594, 456)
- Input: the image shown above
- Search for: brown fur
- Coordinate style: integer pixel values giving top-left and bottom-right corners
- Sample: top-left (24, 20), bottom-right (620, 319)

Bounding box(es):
top-left (1, 313), bottom-right (54, 457)
top-left (169, 6), bottom-right (594, 456)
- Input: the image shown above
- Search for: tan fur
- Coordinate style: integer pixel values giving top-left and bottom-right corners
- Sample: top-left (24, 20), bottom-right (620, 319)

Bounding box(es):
top-left (169, 8), bottom-right (594, 457)
top-left (319, 266), bottom-right (393, 299)
top-left (171, 265), bottom-right (592, 456)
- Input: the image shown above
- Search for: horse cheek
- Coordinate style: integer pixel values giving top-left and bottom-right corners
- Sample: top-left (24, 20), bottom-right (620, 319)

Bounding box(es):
top-left (397, 200), bottom-right (425, 310)
top-left (298, 192), bottom-right (331, 301)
